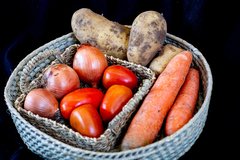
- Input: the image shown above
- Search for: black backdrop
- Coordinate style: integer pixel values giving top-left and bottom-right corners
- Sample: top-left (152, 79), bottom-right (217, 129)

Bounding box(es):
top-left (1, 0), bottom-right (239, 159)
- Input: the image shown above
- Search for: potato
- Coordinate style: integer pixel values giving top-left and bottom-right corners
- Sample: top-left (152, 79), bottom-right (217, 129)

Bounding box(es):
top-left (71, 8), bottom-right (130, 60)
top-left (127, 11), bottom-right (167, 66)
top-left (149, 44), bottom-right (184, 75)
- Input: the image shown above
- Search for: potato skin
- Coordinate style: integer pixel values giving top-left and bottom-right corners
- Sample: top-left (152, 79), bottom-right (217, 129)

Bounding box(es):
top-left (149, 44), bottom-right (184, 75)
top-left (71, 8), bottom-right (130, 60)
top-left (127, 11), bottom-right (167, 66)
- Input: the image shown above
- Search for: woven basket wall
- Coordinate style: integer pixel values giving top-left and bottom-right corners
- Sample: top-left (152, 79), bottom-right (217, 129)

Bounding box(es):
top-left (4, 32), bottom-right (213, 160)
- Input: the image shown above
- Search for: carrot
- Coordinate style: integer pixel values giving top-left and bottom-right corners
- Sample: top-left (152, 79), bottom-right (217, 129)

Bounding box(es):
top-left (120, 51), bottom-right (192, 150)
top-left (165, 68), bottom-right (200, 136)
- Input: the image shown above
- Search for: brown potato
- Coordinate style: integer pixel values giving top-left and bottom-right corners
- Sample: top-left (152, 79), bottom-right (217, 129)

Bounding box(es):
top-left (127, 11), bottom-right (167, 66)
top-left (149, 44), bottom-right (184, 75)
top-left (71, 8), bottom-right (130, 59)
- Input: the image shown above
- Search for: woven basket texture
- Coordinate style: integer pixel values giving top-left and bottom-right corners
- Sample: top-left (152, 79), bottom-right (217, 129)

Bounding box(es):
top-left (4, 32), bottom-right (213, 160)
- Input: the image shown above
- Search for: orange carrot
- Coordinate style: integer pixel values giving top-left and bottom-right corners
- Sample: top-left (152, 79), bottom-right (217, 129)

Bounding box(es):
top-left (121, 51), bottom-right (192, 150)
top-left (165, 68), bottom-right (200, 136)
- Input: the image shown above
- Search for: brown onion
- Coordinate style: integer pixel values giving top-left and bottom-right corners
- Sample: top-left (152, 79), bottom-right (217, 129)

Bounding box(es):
top-left (73, 44), bottom-right (108, 88)
top-left (24, 88), bottom-right (59, 119)
top-left (43, 64), bottom-right (80, 99)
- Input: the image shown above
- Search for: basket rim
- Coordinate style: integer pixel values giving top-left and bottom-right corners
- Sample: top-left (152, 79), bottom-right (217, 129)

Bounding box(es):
top-left (4, 32), bottom-right (213, 159)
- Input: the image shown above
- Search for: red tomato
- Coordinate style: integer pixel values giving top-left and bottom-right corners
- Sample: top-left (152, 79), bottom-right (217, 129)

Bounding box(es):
top-left (70, 104), bottom-right (104, 138)
top-left (60, 88), bottom-right (104, 119)
top-left (100, 85), bottom-right (133, 122)
top-left (102, 65), bottom-right (138, 90)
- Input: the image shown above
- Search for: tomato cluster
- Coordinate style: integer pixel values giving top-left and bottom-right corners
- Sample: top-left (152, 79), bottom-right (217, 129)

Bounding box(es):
top-left (24, 44), bottom-right (138, 138)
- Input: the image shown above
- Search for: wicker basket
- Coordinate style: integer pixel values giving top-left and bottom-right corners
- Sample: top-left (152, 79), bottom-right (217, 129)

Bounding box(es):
top-left (12, 43), bottom-right (156, 152)
top-left (4, 32), bottom-right (213, 160)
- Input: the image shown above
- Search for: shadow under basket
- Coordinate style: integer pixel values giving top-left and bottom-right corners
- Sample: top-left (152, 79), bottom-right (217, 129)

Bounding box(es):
top-left (4, 32), bottom-right (213, 160)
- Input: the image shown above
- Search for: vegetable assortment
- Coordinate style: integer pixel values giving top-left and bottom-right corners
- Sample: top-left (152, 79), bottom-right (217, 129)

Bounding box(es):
top-left (24, 44), bottom-right (136, 138)
top-left (23, 8), bottom-right (201, 150)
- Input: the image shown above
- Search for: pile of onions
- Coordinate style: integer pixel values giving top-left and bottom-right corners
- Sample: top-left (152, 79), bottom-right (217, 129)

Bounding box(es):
top-left (73, 44), bottom-right (108, 88)
top-left (43, 64), bottom-right (80, 99)
top-left (24, 88), bottom-right (59, 119)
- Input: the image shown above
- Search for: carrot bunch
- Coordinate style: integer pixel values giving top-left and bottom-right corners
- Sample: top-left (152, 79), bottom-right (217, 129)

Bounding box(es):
top-left (121, 51), bottom-right (200, 150)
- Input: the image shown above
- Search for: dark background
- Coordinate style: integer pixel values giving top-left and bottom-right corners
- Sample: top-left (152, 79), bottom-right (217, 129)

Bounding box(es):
top-left (0, 0), bottom-right (239, 159)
